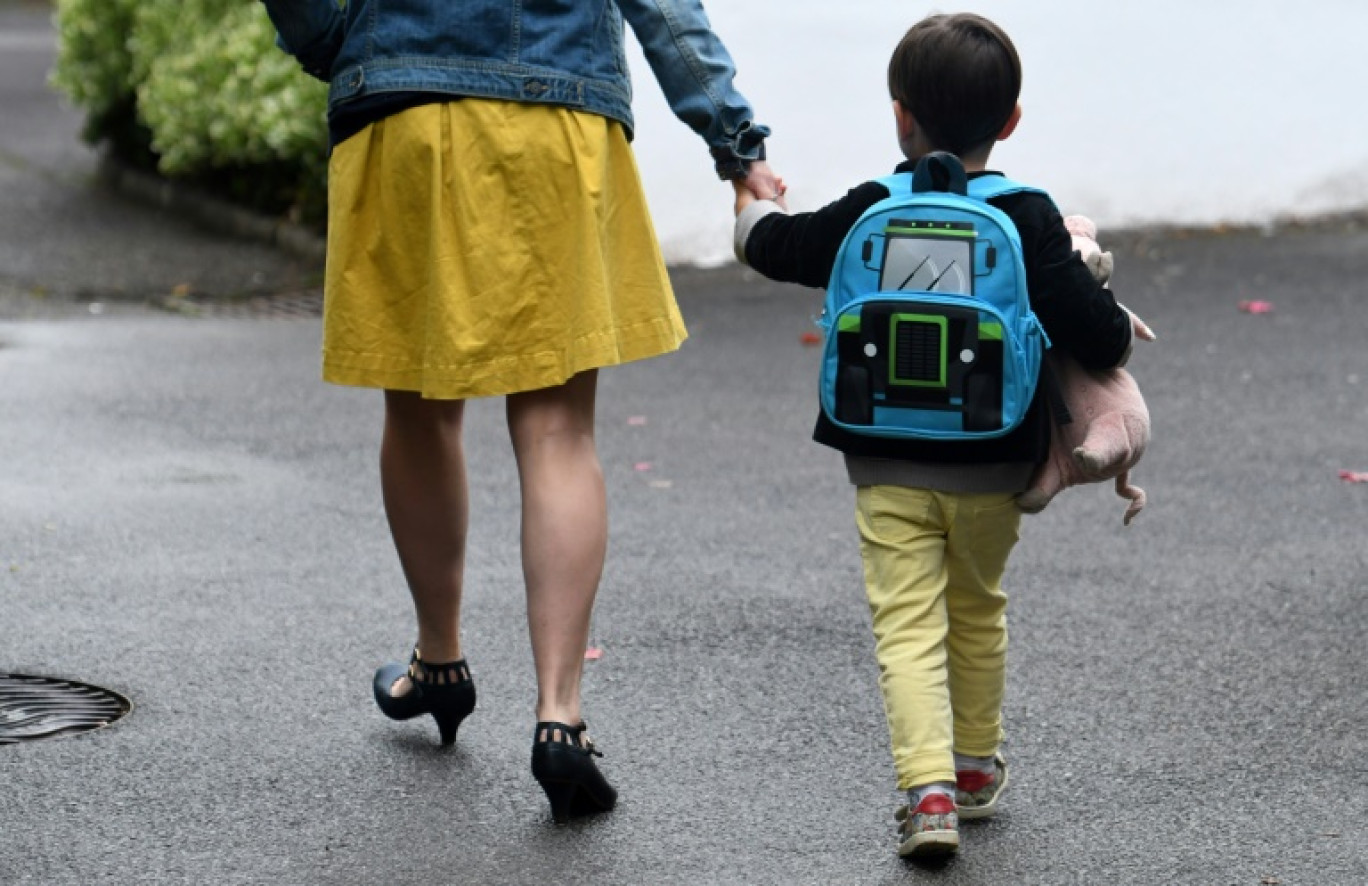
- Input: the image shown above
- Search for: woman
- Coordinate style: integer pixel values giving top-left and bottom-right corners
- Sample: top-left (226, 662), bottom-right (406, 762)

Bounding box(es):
top-left (261, 0), bottom-right (781, 822)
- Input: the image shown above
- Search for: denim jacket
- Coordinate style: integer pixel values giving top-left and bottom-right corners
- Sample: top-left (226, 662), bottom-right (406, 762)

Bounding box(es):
top-left (261, 0), bottom-right (768, 163)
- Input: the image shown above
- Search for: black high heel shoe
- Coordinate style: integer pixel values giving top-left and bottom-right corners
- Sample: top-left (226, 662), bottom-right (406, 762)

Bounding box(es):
top-left (530, 720), bottom-right (617, 823)
top-left (373, 648), bottom-right (476, 745)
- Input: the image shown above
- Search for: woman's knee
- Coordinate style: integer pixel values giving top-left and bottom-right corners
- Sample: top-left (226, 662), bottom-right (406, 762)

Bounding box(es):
top-left (384, 390), bottom-right (465, 440)
top-left (506, 371), bottom-right (598, 453)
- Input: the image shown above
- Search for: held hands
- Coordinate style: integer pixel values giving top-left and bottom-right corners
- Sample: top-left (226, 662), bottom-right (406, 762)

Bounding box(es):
top-left (731, 160), bottom-right (786, 215)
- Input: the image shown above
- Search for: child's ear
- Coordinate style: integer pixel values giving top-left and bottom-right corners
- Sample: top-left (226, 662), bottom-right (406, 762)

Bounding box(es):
top-left (893, 100), bottom-right (916, 142)
top-left (996, 103), bottom-right (1022, 142)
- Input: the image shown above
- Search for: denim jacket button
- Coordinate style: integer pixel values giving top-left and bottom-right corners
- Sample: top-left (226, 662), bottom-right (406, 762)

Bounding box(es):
top-left (523, 79), bottom-right (548, 96)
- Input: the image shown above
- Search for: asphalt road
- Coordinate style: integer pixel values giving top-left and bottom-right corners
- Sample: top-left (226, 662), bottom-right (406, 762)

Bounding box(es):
top-left (3, 2), bottom-right (1367, 884)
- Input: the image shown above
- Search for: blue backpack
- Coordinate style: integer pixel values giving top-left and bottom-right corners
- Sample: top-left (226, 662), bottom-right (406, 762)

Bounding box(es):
top-left (818, 152), bottom-right (1051, 441)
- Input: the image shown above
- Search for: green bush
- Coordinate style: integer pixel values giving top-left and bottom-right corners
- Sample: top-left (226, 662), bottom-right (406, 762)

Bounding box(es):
top-left (53, 0), bottom-right (330, 223)
top-left (51, 0), bottom-right (145, 159)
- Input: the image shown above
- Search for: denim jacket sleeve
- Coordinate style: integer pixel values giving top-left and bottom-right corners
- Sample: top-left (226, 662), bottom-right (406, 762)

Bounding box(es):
top-left (615, 0), bottom-right (769, 163)
top-left (259, 0), bottom-right (346, 82)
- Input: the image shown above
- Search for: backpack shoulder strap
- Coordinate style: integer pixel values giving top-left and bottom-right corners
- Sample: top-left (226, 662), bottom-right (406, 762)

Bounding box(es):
top-left (874, 171), bottom-right (1053, 207)
top-left (875, 171), bottom-right (1056, 214)
top-left (873, 172), bottom-right (912, 197)
top-left (968, 173), bottom-right (1051, 204)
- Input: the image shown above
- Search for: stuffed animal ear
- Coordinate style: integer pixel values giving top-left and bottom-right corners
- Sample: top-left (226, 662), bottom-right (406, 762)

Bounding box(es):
top-left (1065, 215), bottom-right (1109, 284)
top-left (1082, 249), bottom-right (1113, 287)
top-left (1096, 250), bottom-right (1114, 285)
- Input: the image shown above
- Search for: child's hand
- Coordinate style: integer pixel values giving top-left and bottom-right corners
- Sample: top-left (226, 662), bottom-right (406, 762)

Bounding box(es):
top-left (732, 180), bottom-right (758, 215)
top-left (1121, 305), bottom-right (1157, 342)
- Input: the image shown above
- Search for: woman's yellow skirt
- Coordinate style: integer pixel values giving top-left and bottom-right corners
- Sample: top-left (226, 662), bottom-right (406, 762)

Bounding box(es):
top-left (322, 98), bottom-right (687, 399)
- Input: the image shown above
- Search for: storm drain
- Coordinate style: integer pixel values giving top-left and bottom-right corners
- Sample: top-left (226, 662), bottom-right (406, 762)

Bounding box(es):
top-left (0, 675), bottom-right (131, 744)
top-left (160, 289), bottom-right (324, 319)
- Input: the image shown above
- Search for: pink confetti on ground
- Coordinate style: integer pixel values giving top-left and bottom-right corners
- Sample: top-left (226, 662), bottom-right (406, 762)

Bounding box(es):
top-left (584, 646), bottom-right (604, 661)
top-left (1238, 300), bottom-right (1274, 314)
top-left (1338, 470), bottom-right (1368, 483)
top-left (627, 416), bottom-right (648, 426)
top-left (633, 462), bottom-right (652, 472)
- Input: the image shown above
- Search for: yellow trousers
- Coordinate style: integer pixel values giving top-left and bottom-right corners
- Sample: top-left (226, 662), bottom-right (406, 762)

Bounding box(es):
top-left (855, 485), bottom-right (1021, 790)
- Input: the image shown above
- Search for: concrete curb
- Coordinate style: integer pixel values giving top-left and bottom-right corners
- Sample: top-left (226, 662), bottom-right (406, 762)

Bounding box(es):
top-left (95, 150), bottom-right (1368, 277)
top-left (96, 152), bottom-right (327, 265)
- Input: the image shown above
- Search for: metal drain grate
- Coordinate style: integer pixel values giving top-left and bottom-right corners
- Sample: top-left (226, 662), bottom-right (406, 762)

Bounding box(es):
top-left (156, 289), bottom-right (324, 319)
top-left (0, 675), bottom-right (131, 744)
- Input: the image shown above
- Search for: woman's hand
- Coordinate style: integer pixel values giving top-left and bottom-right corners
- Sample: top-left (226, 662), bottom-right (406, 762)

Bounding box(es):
top-left (732, 161), bottom-right (786, 215)
top-left (744, 160), bottom-right (786, 203)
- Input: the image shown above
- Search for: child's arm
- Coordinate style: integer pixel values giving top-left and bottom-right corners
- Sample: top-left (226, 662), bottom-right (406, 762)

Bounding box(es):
top-left (732, 182), bottom-right (889, 288)
top-left (1064, 215), bottom-right (1157, 353)
top-left (1015, 201), bottom-right (1134, 370)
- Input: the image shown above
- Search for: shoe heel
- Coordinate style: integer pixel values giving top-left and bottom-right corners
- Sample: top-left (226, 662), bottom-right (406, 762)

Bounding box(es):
top-left (536, 779), bottom-right (578, 824)
top-left (530, 720), bottom-right (617, 823)
top-left (428, 681), bottom-right (477, 745)
top-left (432, 705), bottom-right (465, 745)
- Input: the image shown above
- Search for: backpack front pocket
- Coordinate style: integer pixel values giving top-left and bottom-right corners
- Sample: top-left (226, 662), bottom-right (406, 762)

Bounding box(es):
top-left (821, 293), bottom-right (1032, 440)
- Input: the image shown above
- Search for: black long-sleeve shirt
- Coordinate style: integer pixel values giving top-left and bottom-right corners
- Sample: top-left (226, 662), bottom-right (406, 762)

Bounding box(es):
top-left (737, 163), bottom-right (1133, 488)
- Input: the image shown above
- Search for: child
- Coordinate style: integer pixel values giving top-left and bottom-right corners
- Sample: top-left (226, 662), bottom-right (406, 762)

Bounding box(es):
top-left (732, 13), bottom-right (1134, 857)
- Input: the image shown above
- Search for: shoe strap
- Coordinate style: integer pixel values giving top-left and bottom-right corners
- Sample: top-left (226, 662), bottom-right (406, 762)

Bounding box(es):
top-left (533, 720), bottom-right (603, 757)
top-left (407, 647), bottom-right (472, 687)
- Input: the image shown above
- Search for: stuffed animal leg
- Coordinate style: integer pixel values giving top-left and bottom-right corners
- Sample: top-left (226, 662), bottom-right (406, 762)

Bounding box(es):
top-left (1016, 215), bottom-right (1154, 525)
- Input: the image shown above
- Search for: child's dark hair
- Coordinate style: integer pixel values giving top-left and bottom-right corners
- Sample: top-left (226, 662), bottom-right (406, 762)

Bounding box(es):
top-left (888, 13), bottom-right (1022, 157)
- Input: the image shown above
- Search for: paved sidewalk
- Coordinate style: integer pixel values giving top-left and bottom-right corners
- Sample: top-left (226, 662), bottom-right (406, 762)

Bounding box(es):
top-left (0, 0), bottom-right (321, 317)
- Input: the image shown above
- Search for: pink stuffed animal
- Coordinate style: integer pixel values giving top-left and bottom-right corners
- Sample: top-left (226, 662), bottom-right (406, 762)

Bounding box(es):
top-left (1016, 215), bottom-right (1154, 525)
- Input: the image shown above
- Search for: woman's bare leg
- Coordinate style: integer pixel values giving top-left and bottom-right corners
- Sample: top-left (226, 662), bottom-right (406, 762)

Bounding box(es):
top-left (506, 370), bottom-right (606, 725)
top-left (381, 390), bottom-right (468, 672)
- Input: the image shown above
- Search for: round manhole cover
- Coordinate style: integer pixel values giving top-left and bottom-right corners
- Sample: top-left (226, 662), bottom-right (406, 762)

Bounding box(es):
top-left (0, 675), bottom-right (131, 744)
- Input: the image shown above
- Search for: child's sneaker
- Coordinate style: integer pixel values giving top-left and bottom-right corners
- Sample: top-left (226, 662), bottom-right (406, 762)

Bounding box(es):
top-left (894, 792), bottom-right (960, 858)
top-left (955, 753), bottom-right (1009, 820)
